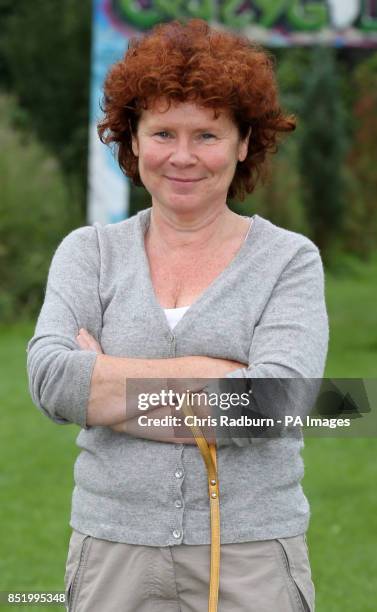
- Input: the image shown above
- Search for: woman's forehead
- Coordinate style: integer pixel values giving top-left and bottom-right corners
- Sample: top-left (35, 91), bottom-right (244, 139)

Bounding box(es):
top-left (143, 98), bottom-right (225, 120)
top-left (139, 99), bottom-right (233, 126)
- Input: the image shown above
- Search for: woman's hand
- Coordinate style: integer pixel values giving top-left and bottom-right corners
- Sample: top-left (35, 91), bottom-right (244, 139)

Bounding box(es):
top-left (76, 328), bottom-right (103, 354)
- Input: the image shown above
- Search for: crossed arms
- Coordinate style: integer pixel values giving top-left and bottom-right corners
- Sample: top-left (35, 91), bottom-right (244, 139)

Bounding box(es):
top-left (76, 328), bottom-right (246, 443)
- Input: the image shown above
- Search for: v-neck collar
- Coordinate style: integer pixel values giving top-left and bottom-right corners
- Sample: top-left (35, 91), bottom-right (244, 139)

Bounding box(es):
top-left (136, 207), bottom-right (258, 338)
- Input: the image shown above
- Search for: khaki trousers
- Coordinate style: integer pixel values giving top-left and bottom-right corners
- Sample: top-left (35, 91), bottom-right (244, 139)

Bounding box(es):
top-left (64, 529), bottom-right (314, 612)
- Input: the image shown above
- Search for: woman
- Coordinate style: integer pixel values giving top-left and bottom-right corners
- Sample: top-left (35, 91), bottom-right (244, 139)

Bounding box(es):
top-left (27, 19), bottom-right (328, 612)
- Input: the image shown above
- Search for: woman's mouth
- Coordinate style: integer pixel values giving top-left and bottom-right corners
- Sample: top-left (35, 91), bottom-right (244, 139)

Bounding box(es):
top-left (165, 176), bottom-right (204, 183)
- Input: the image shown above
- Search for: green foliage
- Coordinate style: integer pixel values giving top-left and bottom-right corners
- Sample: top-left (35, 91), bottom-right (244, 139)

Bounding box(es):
top-left (0, 0), bottom-right (92, 214)
top-left (274, 48), bottom-right (312, 115)
top-left (343, 53), bottom-right (377, 259)
top-left (0, 94), bottom-right (81, 322)
top-left (231, 49), bottom-right (310, 234)
top-left (0, 0), bottom-right (14, 86)
top-left (230, 137), bottom-right (308, 236)
top-left (297, 47), bottom-right (349, 261)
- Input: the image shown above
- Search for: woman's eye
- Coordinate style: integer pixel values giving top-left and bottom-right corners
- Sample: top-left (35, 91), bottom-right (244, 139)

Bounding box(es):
top-left (154, 131), bottom-right (170, 138)
top-left (152, 131), bottom-right (215, 140)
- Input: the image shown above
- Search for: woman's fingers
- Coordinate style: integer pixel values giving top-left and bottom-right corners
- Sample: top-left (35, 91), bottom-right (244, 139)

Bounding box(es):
top-left (76, 328), bottom-right (103, 354)
top-left (110, 422), bottom-right (127, 433)
top-left (76, 330), bottom-right (90, 350)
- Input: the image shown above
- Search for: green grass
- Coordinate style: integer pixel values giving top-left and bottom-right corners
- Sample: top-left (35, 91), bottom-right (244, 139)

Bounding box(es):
top-left (0, 322), bottom-right (79, 611)
top-left (304, 438), bottom-right (377, 612)
top-left (305, 253), bottom-right (377, 611)
top-left (324, 251), bottom-right (377, 377)
top-left (0, 255), bottom-right (376, 611)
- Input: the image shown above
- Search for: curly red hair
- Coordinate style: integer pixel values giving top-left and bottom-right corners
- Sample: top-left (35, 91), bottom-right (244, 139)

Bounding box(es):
top-left (98, 19), bottom-right (296, 200)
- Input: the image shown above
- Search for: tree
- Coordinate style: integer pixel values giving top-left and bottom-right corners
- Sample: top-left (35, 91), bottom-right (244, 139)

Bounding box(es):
top-left (1, 0), bottom-right (92, 217)
top-left (297, 47), bottom-right (348, 260)
top-left (344, 52), bottom-right (377, 259)
top-left (0, 94), bottom-right (79, 320)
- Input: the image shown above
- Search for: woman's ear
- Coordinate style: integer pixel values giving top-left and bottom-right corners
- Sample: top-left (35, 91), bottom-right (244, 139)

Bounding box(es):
top-left (131, 132), bottom-right (139, 157)
top-left (238, 127), bottom-right (251, 162)
top-left (129, 118), bottom-right (139, 156)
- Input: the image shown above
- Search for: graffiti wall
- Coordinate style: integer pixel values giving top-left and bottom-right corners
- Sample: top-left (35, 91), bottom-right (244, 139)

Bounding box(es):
top-left (88, 0), bottom-right (377, 224)
top-left (109, 1), bottom-right (377, 45)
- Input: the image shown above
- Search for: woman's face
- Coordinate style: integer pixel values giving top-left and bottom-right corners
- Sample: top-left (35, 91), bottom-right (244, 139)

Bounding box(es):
top-left (131, 99), bottom-right (250, 216)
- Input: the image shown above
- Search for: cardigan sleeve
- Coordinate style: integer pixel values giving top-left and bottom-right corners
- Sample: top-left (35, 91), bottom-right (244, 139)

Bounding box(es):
top-left (220, 245), bottom-right (329, 440)
top-left (26, 226), bottom-right (102, 428)
top-left (227, 245), bottom-right (329, 379)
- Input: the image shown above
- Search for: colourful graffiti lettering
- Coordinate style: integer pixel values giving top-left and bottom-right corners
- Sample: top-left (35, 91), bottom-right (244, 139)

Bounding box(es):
top-left (287, 0), bottom-right (327, 31)
top-left (254, 0), bottom-right (288, 29)
top-left (117, 0), bottom-right (160, 29)
top-left (185, 0), bottom-right (215, 20)
top-left (155, 0), bottom-right (183, 20)
top-left (112, 0), bottom-right (377, 33)
top-left (220, 0), bottom-right (255, 28)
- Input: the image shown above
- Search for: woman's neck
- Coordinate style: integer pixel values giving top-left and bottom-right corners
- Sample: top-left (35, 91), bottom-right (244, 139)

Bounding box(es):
top-left (146, 203), bottom-right (243, 254)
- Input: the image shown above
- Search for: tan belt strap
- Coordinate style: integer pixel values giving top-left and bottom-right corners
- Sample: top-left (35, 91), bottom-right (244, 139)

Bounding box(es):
top-left (181, 400), bottom-right (220, 612)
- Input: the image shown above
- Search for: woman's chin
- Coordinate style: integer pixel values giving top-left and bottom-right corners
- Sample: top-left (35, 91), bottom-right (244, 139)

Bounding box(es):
top-left (154, 194), bottom-right (210, 214)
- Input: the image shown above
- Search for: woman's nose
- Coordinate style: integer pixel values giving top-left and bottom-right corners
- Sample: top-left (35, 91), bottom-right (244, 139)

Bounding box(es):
top-left (169, 138), bottom-right (197, 165)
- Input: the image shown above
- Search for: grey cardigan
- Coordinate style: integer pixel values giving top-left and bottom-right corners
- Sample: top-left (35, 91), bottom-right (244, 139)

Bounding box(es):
top-left (27, 207), bottom-right (329, 546)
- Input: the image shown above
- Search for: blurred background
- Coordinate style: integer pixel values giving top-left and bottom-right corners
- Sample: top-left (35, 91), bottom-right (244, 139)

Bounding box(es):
top-left (0, 1), bottom-right (376, 610)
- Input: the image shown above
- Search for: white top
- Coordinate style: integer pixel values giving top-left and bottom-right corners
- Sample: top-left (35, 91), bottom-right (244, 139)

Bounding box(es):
top-left (163, 218), bottom-right (254, 330)
top-left (164, 305), bottom-right (190, 330)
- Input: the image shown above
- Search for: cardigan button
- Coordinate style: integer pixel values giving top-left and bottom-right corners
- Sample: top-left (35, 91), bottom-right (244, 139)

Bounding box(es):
top-left (175, 469), bottom-right (184, 479)
top-left (210, 479), bottom-right (216, 485)
top-left (172, 529), bottom-right (182, 539)
top-left (211, 492), bottom-right (217, 499)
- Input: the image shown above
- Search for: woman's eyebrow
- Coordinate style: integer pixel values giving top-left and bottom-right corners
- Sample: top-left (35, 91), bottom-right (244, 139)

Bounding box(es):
top-left (146, 122), bottom-right (221, 132)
